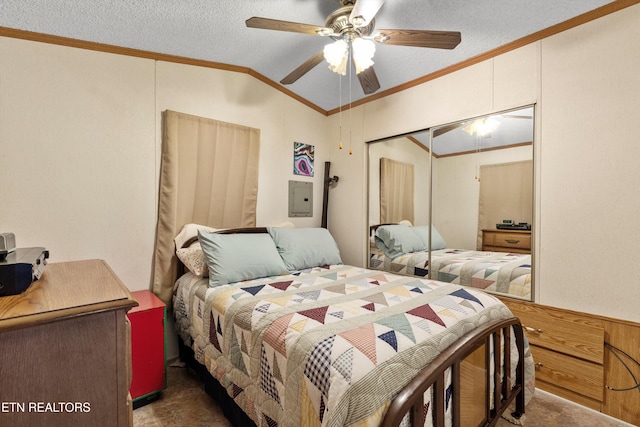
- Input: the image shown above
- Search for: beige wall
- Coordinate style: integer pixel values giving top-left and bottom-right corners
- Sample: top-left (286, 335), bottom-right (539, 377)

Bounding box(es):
top-left (538, 5), bottom-right (640, 313)
top-left (1, 3), bottom-right (639, 327)
top-left (0, 38), bottom-right (158, 287)
top-left (344, 4), bottom-right (640, 321)
top-left (325, 106), bottom-right (367, 267)
top-left (0, 37), bottom-right (328, 294)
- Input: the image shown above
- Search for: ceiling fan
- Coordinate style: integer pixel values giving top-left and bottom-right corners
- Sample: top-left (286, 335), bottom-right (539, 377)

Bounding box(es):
top-left (246, 0), bottom-right (461, 95)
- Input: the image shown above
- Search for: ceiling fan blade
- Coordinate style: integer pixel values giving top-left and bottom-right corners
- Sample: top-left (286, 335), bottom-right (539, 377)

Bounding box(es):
top-left (433, 122), bottom-right (463, 138)
top-left (246, 17), bottom-right (332, 36)
top-left (356, 66), bottom-right (380, 95)
top-left (374, 29), bottom-right (461, 49)
top-left (501, 114), bottom-right (533, 119)
top-left (280, 51), bottom-right (325, 85)
top-left (350, 0), bottom-right (384, 27)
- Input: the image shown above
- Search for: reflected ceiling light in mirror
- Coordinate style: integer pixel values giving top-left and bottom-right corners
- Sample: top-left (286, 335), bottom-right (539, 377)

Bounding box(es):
top-left (462, 117), bottom-right (501, 181)
top-left (463, 117), bottom-right (500, 137)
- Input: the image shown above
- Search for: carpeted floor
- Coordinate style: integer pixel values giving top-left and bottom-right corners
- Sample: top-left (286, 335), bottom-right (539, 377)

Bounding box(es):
top-left (133, 362), bottom-right (632, 426)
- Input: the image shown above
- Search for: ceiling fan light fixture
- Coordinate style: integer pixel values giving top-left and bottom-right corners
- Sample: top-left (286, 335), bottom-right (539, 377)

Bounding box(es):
top-left (329, 56), bottom-right (348, 75)
top-left (324, 39), bottom-right (349, 75)
top-left (247, 0), bottom-right (461, 93)
top-left (352, 37), bottom-right (375, 73)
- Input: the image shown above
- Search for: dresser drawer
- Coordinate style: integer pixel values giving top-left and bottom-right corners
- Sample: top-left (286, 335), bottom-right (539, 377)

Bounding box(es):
top-left (531, 345), bottom-right (604, 402)
top-left (501, 300), bottom-right (604, 364)
top-left (483, 231), bottom-right (531, 251)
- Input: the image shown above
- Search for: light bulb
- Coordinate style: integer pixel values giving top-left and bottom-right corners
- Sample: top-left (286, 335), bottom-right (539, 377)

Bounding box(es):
top-left (324, 40), bottom-right (348, 75)
top-left (352, 38), bottom-right (375, 74)
top-left (329, 56), bottom-right (348, 75)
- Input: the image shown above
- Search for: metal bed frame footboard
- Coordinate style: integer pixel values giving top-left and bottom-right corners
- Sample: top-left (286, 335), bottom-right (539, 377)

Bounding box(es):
top-left (381, 317), bottom-right (526, 427)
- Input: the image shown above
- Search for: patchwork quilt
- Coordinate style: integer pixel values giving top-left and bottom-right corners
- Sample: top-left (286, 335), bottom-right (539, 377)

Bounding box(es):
top-left (174, 265), bottom-right (534, 427)
top-left (370, 249), bottom-right (531, 300)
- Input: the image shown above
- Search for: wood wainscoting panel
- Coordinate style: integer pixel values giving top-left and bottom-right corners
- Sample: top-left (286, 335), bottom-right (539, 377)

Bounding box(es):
top-left (500, 297), bottom-right (640, 423)
top-left (603, 320), bottom-right (640, 424)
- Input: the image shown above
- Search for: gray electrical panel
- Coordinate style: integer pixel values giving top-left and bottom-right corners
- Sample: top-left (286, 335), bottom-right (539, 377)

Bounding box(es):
top-left (288, 180), bottom-right (313, 217)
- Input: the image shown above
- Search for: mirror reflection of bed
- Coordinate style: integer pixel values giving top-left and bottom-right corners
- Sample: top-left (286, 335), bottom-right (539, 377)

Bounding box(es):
top-left (368, 105), bottom-right (534, 301)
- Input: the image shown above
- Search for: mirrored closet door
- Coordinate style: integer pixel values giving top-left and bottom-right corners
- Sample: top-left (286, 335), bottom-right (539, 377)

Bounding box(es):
top-left (368, 105), bottom-right (535, 301)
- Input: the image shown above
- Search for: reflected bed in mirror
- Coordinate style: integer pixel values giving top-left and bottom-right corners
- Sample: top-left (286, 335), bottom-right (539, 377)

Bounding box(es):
top-left (367, 105), bottom-right (534, 301)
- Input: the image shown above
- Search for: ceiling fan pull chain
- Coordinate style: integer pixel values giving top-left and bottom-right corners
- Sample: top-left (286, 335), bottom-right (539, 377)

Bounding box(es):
top-left (339, 72), bottom-right (343, 150)
top-left (349, 41), bottom-right (353, 155)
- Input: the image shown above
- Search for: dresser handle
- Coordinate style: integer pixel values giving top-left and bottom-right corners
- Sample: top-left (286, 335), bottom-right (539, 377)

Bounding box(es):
top-left (535, 362), bottom-right (544, 369)
top-left (523, 326), bottom-right (543, 334)
top-left (505, 239), bottom-right (520, 244)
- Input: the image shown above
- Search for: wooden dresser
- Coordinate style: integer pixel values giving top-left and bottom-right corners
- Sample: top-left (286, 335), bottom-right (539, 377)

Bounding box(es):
top-left (500, 297), bottom-right (640, 424)
top-left (0, 259), bottom-right (137, 427)
top-left (482, 229), bottom-right (531, 253)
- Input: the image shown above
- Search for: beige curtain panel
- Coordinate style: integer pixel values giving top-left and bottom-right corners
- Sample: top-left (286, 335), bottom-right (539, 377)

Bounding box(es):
top-left (152, 110), bottom-right (260, 303)
top-left (477, 160), bottom-right (533, 248)
top-left (380, 157), bottom-right (415, 224)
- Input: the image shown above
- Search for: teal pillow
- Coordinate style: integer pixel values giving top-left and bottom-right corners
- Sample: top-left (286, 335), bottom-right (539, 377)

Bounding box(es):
top-left (198, 231), bottom-right (288, 287)
top-left (412, 225), bottom-right (448, 250)
top-left (267, 227), bottom-right (342, 271)
top-left (374, 224), bottom-right (426, 259)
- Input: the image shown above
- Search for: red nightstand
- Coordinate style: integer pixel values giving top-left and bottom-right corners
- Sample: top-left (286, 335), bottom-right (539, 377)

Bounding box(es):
top-left (128, 290), bottom-right (166, 408)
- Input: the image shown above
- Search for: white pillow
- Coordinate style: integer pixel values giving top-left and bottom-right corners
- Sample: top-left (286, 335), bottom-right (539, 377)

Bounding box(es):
top-left (176, 243), bottom-right (209, 277)
top-left (174, 223), bottom-right (219, 249)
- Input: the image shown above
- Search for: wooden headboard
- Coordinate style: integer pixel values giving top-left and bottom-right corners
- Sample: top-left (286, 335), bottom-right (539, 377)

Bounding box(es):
top-left (181, 227), bottom-right (269, 250)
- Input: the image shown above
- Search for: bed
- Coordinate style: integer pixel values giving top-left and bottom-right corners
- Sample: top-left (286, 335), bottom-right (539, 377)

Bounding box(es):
top-left (172, 226), bottom-right (535, 427)
top-left (151, 111), bottom-right (534, 426)
top-left (369, 224), bottom-right (532, 300)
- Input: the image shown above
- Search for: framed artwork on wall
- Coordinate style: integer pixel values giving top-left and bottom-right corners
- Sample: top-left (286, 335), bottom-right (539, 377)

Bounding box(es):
top-left (293, 142), bottom-right (314, 177)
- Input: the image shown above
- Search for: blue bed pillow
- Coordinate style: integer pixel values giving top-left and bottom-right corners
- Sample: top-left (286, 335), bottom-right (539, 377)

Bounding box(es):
top-left (267, 227), bottom-right (343, 271)
top-left (374, 224), bottom-right (426, 259)
top-left (412, 225), bottom-right (448, 251)
top-left (198, 230), bottom-right (289, 287)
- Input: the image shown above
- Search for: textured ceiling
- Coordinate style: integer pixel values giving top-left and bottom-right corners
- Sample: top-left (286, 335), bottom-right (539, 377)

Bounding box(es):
top-left (0, 0), bottom-right (615, 112)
